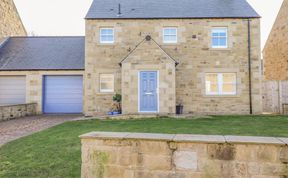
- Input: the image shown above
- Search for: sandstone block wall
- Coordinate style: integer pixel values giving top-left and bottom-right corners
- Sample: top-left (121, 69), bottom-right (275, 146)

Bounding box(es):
top-left (0, 70), bottom-right (84, 114)
top-left (81, 132), bottom-right (288, 178)
top-left (0, 103), bottom-right (37, 121)
top-left (0, 0), bottom-right (26, 41)
top-left (85, 18), bottom-right (262, 116)
top-left (263, 0), bottom-right (288, 80)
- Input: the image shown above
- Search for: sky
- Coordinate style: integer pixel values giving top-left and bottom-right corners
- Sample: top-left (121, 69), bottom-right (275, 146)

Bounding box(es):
top-left (14, 0), bottom-right (284, 49)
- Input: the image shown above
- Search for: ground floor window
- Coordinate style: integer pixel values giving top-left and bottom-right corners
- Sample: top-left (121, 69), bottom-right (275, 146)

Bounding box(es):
top-left (100, 74), bottom-right (114, 93)
top-left (205, 73), bottom-right (236, 95)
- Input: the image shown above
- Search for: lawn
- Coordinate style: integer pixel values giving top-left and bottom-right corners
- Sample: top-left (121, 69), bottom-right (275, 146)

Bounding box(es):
top-left (0, 115), bottom-right (288, 178)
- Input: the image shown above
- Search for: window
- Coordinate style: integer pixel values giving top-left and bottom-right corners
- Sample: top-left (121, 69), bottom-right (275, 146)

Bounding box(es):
top-left (100, 74), bottom-right (114, 92)
top-left (100, 28), bottom-right (114, 44)
top-left (211, 28), bottom-right (228, 48)
top-left (163, 27), bottom-right (177, 43)
top-left (205, 73), bottom-right (236, 95)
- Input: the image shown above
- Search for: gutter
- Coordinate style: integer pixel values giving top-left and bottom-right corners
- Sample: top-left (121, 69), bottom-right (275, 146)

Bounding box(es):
top-left (247, 19), bottom-right (253, 114)
top-left (85, 17), bottom-right (261, 20)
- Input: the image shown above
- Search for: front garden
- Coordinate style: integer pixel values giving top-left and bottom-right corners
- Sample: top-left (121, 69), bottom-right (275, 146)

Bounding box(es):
top-left (0, 115), bottom-right (288, 178)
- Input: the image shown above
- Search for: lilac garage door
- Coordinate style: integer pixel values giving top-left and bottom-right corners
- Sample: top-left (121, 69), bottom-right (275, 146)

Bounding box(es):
top-left (43, 75), bottom-right (83, 114)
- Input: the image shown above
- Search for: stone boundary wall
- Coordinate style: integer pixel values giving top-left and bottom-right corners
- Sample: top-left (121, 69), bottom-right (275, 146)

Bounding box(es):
top-left (0, 103), bottom-right (37, 121)
top-left (263, 80), bottom-right (288, 114)
top-left (80, 132), bottom-right (288, 178)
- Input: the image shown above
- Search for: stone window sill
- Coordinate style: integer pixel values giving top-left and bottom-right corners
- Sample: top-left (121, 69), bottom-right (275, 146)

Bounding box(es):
top-left (209, 48), bottom-right (231, 51)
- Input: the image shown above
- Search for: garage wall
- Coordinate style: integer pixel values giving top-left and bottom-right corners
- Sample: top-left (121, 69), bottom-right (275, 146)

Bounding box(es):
top-left (0, 70), bottom-right (84, 114)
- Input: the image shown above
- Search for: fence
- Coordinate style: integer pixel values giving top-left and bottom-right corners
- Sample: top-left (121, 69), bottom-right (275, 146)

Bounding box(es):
top-left (262, 80), bottom-right (288, 114)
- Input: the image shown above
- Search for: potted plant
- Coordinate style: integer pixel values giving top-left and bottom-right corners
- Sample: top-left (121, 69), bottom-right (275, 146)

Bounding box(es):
top-left (112, 93), bottom-right (122, 115)
top-left (176, 100), bottom-right (184, 115)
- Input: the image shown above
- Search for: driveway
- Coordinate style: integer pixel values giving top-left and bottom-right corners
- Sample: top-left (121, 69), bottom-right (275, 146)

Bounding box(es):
top-left (0, 115), bottom-right (82, 146)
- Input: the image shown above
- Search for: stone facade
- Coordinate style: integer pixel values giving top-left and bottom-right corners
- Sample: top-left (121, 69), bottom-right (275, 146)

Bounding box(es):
top-left (81, 132), bottom-right (288, 178)
top-left (0, 70), bottom-right (84, 114)
top-left (0, 103), bottom-right (37, 122)
top-left (121, 39), bottom-right (176, 114)
top-left (85, 18), bottom-right (262, 116)
top-left (263, 0), bottom-right (288, 80)
top-left (0, 0), bottom-right (26, 41)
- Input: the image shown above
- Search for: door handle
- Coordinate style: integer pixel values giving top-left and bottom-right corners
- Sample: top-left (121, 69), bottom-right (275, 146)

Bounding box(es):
top-left (145, 92), bottom-right (153, 95)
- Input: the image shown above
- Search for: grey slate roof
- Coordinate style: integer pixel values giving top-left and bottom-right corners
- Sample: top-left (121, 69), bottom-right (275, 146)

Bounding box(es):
top-left (85, 0), bottom-right (260, 19)
top-left (0, 37), bottom-right (85, 70)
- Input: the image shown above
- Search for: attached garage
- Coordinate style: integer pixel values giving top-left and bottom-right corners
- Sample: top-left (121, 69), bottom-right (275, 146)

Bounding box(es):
top-left (43, 75), bottom-right (83, 114)
top-left (0, 37), bottom-right (85, 114)
top-left (0, 76), bottom-right (26, 105)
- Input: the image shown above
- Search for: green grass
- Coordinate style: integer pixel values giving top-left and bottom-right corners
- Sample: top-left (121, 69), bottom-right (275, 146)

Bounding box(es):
top-left (0, 115), bottom-right (288, 178)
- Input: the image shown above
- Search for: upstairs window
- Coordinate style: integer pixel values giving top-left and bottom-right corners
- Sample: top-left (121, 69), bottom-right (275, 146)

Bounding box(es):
top-left (100, 28), bottom-right (114, 44)
top-left (205, 73), bottom-right (236, 95)
top-left (100, 74), bottom-right (114, 93)
top-left (211, 28), bottom-right (228, 48)
top-left (163, 27), bottom-right (177, 43)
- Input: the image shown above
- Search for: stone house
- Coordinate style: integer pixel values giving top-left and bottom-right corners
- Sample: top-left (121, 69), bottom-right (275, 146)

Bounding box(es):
top-left (84, 0), bottom-right (262, 116)
top-left (0, 0), bottom-right (26, 41)
top-left (0, 0), bottom-right (262, 116)
top-left (263, 0), bottom-right (288, 80)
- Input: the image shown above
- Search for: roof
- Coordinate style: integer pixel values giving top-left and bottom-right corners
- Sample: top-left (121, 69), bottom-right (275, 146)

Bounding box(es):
top-left (0, 37), bottom-right (85, 71)
top-left (85, 0), bottom-right (260, 19)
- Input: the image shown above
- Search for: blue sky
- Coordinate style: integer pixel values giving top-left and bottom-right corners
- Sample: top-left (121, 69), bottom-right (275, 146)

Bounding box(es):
top-left (14, 0), bottom-right (283, 49)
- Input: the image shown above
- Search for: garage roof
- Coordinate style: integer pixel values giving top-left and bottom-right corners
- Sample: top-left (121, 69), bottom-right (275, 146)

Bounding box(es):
top-left (0, 37), bottom-right (85, 71)
top-left (85, 0), bottom-right (260, 19)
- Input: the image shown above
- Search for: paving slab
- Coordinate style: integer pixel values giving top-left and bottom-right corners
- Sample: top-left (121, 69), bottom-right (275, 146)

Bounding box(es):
top-left (224, 135), bottom-right (285, 145)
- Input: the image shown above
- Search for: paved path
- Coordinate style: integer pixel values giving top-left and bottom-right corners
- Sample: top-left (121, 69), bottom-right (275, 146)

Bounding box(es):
top-left (0, 115), bottom-right (82, 146)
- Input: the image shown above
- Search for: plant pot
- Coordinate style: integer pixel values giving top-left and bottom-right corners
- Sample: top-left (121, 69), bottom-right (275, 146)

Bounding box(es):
top-left (112, 111), bottom-right (120, 115)
top-left (176, 105), bottom-right (183, 115)
top-left (107, 111), bottom-right (114, 115)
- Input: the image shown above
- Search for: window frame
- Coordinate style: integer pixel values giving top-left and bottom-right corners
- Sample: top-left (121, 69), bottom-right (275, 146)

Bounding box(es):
top-left (100, 28), bottom-right (115, 44)
top-left (99, 74), bottom-right (115, 93)
top-left (163, 27), bottom-right (178, 44)
top-left (205, 73), bottom-right (237, 96)
top-left (211, 27), bottom-right (228, 49)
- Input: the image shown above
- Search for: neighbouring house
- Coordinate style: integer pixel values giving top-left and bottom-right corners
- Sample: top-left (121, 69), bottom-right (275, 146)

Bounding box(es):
top-left (0, 0), bottom-right (262, 116)
top-left (263, 0), bottom-right (288, 80)
top-left (262, 0), bottom-right (288, 114)
top-left (0, 0), bottom-right (26, 41)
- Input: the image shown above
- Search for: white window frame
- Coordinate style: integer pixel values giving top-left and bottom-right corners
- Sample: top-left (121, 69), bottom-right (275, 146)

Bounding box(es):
top-left (205, 73), bottom-right (236, 96)
top-left (211, 27), bottom-right (228, 48)
top-left (100, 28), bottom-right (114, 44)
top-left (163, 27), bottom-right (178, 43)
top-left (100, 74), bottom-right (114, 93)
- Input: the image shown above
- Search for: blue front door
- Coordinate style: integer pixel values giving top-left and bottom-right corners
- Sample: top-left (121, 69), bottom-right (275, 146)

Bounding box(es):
top-left (139, 71), bottom-right (158, 112)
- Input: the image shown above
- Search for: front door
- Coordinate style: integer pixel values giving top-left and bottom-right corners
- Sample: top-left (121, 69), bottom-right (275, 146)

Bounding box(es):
top-left (139, 71), bottom-right (158, 112)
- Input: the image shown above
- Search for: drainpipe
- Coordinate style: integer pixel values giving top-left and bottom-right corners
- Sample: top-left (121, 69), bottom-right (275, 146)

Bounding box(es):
top-left (247, 18), bottom-right (253, 114)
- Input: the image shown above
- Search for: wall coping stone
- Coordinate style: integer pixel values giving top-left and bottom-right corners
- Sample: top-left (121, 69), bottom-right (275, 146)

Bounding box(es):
top-left (279, 137), bottom-right (288, 145)
top-left (80, 132), bottom-right (288, 145)
top-left (174, 134), bottom-right (226, 143)
top-left (0, 103), bottom-right (37, 108)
